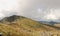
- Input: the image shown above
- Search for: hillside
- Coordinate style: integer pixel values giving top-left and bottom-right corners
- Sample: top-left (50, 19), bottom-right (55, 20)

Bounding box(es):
top-left (54, 24), bottom-right (60, 28)
top-left (0, 15), bottom-right (60, 36)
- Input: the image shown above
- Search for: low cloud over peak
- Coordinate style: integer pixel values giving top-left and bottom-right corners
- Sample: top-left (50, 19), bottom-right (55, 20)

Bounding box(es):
top-left (0, 0), bottom-right (60, 21)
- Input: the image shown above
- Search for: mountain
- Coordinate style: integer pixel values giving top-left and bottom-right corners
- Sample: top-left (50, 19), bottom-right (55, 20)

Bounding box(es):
top-left (0, 15), bottom-right (60, 36)
top-left (39, 21), bottom-right (59, 25)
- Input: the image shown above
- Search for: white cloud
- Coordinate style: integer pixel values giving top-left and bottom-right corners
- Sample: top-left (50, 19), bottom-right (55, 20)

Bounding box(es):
top-left (0, 0), bottom-right (17, 11)
top-left (0, 0), bottom-right (29, 17)
top-left (43, 13), bottom-right (58, 20)
top-left (0, 0), bottom-right (60, 21)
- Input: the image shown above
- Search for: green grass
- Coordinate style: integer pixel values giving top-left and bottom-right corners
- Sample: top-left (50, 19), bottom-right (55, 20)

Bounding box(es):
top-left (0, 15), bottom-right (60, 36)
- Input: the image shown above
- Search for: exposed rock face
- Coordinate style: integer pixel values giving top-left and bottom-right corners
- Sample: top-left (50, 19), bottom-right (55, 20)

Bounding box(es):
top-left (0, 15), bottom-right (25, 24)
top-left (6, 15), bottom-right (18, 22)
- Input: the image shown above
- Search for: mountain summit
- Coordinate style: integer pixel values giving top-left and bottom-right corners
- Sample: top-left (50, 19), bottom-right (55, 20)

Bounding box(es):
top-left (0, 15), bottom-right (25, 24)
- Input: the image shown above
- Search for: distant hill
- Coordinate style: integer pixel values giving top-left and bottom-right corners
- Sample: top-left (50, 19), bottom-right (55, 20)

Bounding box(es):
top-left (39, 21), bottom-right (59, 25)
top-left (0, 15), bottom-right (60, 36)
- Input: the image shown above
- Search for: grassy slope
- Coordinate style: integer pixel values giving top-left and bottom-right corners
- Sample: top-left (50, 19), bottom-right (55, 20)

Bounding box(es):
top-left (0, 15), bottom-right (60, 36)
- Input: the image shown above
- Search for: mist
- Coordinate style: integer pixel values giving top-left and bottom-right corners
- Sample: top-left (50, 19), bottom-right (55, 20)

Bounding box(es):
top-left (0, 0), bottom-right (60, 21)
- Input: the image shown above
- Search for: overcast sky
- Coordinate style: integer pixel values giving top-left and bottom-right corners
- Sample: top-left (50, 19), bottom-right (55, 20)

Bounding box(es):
top-left (0, 0), bottom-right (60, 21)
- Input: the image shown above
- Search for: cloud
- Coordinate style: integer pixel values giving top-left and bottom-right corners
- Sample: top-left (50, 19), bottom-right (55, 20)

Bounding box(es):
top-left (0, 0), bottom-right (60, 21)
